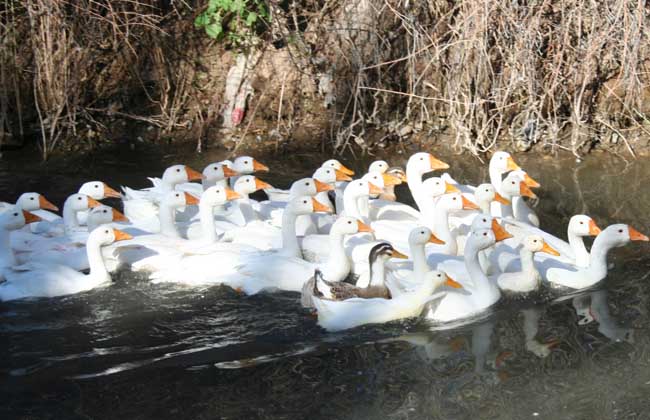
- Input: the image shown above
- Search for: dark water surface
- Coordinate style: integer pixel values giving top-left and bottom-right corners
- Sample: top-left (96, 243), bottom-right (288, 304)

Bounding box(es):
top-left (2, 145), bottom-right (650, 419)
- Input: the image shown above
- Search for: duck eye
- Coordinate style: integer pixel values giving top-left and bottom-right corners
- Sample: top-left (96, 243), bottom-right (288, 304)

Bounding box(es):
top-left (619, 229), bottom-right (624, 233)
top-left (580, 221), bottom-right (584, 224)
top-left (483, 232), bottom-right (488, 236)
top-left (305, 182), bottom-right (309, 186)
top-left (95, 185), bottom-right (99, 188)
top-left (13, 212), bottom-right (18, 217)
top-left (78, 197), bottom-right (82, 200)
top-left (176, 194), bottom-right (180, 197)
top-left (176, 169), bottom-right (180, 172)
top-left (326, 170), bottom-right (330, 173)
top-left (103, 210), bottom-right (108, 213)
top-left (303, 200), bottom-right (307, 204)
top-left (348, 221), bottom-right (352, 224)
top-left (420, 231), bottom-right (424, 234)
top-left (244, 161), bottom-right (249, 164)
top-left (30, 197), bottom-right (35, 200)
top-left (246, 179), bottom-right (250, 182)
top-left (512, 181), bottom-right (516, 185)
top-left (483, 218), bottom-right (487, 222)
top-left (105, 230), bottom-right (109, 234)
top-left (437, 274), bottom-right (441, 278)
top-left (420, 157), bottom-right (424, 161)
top-left (452, 197), bottom-right (457, 200)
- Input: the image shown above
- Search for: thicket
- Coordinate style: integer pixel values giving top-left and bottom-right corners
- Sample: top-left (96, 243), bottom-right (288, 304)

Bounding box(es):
top-left (1, 1), bottom-right (648, 159)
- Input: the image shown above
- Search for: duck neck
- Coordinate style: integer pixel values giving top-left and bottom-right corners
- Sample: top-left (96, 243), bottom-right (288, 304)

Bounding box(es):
top-left (489, 166), bottom-right (504, 195)
top-left (63, 198), bottom-right (81, 233)
top-left (480, 200), bottom-right (491, 215)
top-left (0, 227), bottom-right (16, 267)
top-left (344, 191), bottom-right (366, 222)
top-left (406, 166), bottom-right (426, 211)
top-left (319, 228), bottom-right (350, 282)
top-left (86, 239), bottom-right (110, 282)
top-left (234, 198), bottom-right (256, 224)
top-left (432, 206), bottom-right (457, 255)
top-left (587, 235), bottom-right (616, 281)
top-left (410, 242), bottom-right (429, 284)
top-left (465, 240), bottom-right (500, 302)
top-left (568, 231), bottom-right (590, 268)
top-left (368, 257), bottom-right (386, 287)
top-left (280, 210), bottom-right (301, 258)
top-left (315, 191), bottom-right (333, 210)
top-left (499, 193), bottom-right (515, 219)
top-left (199, 201), bottom-right (218, 244)
top-left (519, 248), bottom-right (537, 275)
top-left (159, 203), bottom-right (180, 238)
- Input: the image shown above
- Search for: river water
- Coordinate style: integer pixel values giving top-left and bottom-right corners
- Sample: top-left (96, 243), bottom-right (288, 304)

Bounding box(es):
top-left (1, 145), bottom-right (650, 419)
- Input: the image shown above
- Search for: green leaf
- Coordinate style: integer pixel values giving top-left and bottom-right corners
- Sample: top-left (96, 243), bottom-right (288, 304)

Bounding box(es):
top-left (205, 22), bottom-right (223, 39)
top-left (194, 13), bottom-right (207, 28)
top-left (245, 12), bottom-right (257, 26)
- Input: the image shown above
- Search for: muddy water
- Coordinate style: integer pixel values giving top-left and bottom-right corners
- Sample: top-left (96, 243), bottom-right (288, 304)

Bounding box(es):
top-left (2, 145), bottom-right (650, 419)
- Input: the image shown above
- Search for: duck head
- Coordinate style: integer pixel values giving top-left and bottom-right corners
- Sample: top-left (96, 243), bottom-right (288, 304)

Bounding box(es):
top-left (234, 175), bottom-right (273, 196)
top-left (523, 235), bottom-right (560, 256)
top-left (490, 151), bottom-right (520, 173)
top-left (15, 193), bottom-right (58, 212)
top-left (0, 208), bottom-right (41, 230)
top-left (568, 215), bottom-right (602, 237)
top-left (162, 164), bottom-right (203, 185)
top-left (408, 226), bottom-right (445, 246)
top-left (78, 181), bottom-right (121, 199)
top-left (232, 156), bottom-right (269, 173)
top-left (89, 225), bottom-right (133, 246)
top-left (422, 177), bottom-right (459, 198)
top-left (202, 162), bottom-right (239, 184)
top-left (322, 159), bottom-right (354, 176)
top-left (368, 160), bottom-right (389, 173)
top-left (407, 152), bottom-right (449, 175)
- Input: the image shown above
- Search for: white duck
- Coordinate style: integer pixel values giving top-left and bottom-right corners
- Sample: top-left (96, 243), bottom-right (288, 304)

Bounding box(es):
top-left (174, 162), bottom-right (239, 221)
top-left (312, 270), bottom-right (460, 332)
top-left (320, 159), bottom-right (355, 214)
top-left (0, 209), bottom-right (42, 272)
top-left (0, 226), bottom-right (132, 301)
top-left (14, 205), bottom-right (129, 271)
top-left (494, 171), bottom-right (537, 219)
top-left (426, 225), bottom-right (512, 323)
top-left (122, 164), bottom-right (203, 224)
top-left (0, 192), bottom-right (59, 214)
top-left (510, 169), bottom-right (541, 226)
top-left (546, 224), bottom-right (648, 289)
top-left (498, 214), bottom-right (601, 271)
top-left (496, 235), bottom-right (560, 294)
top-left (357, 170), bottom-right (402, 221)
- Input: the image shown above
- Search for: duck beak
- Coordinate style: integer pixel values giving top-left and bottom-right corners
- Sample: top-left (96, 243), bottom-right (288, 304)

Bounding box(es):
top-left (103, 184), bottom-right (122, 198)
top-left (429, 155), bottom-right (450, 170)
top-left (519, 181), bottom-right (537, 199)
top-left (185, 166), bottom-right (204, 181)
top-left (111, 208), bottom-right (129, 222)
top-left (22, 210), bottom-right (42, 224)
top-left (184, 192), bottom-right (200, 206)
top-left (429, 233), bottom-right (445, 245)
top-left (390, 248), bottom-right (408, 259)
top-left (254, 178), bottom-right (273, 190)
top-left (334, 169), bottom-right (353, 182)
top-left (445, 182), bottom-right (460, 193)
top-left (588, 219), bottom-right (602, 236)
top-left (523, 173), bottom-right (540, 188)
top-left (445, 274), bottom-right (463, 289)
top-left (357, 220), bottom-right (374, 233)
top-left (541, 241), bottom-right (561, 256)
top-left (222, 166), bottom-right (239, 178)
top-left (491, 219), bottom-right (513, 242)
top-left (461, 196), bottom-right (480, 210)
top-left (225, 187), bottom-right (241, 201)
top-left (312, 198), bottom-right (333, 214)
top-left (338, 164), bottom-right (355, 176)
top-left (315, 179), bottom-right (334, 193)
top-left (493, 192), bottom-right (510, 205)
top-left (113, 228), bottom-right (133, 242)
top-left (506, 156), bottom-right (521, 171)
top-left (252, 159), bottom-right (269, 172)
top-left (87, 197), bottom-right (102, 208)
top-left (382, 173), bottom-right (402, 186)
top-left (38, 195), bottom-right (59, 211)
top-left (368, 182), bottom-right (384, 195)
top-left (628, 226), bottom-right (649, 241)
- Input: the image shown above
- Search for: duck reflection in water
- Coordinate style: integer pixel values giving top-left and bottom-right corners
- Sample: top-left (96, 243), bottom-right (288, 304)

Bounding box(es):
top-left (571, 289), bottom-right (634, 343)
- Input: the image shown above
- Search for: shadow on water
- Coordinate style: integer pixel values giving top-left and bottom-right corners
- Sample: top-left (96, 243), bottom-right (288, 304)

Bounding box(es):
top-left (2, 145), bottom-right (650, 419)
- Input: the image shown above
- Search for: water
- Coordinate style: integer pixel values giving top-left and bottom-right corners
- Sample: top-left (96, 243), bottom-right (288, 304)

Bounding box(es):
top-left (2, 145), bottom-right (650, 419)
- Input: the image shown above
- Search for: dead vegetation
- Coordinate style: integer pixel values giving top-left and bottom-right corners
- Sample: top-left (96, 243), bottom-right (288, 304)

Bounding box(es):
top-left (1, 0), bottom-right (649, 159)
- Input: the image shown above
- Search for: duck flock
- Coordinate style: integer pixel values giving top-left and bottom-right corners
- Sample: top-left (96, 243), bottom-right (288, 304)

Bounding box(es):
top-left (0, 152), bottom-right (647, 332)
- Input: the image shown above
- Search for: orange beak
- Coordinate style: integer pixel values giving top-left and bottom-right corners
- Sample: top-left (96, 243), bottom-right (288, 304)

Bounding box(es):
top-left (356, 220), bottom-right (374, 233)
top-left (334, 169), bottom-right (353, 182)
top-left (22, 210), bottom-right (42, 224)
top-left (506, 156), bottom-right (521, 171)
top-left (252, 159), bottom-right (269, 172)
top-left (519, 181), bottom-right (537, 199)
top-left (445, 182), bottom-right (460, 193)
top-left (445, 274), bottom-right (463, 289)
top-left (368, 182), bottom-right (384, 195)
top-left (588, 219), bottom-right (602, 236)
top-left (461, 196), bottom-right (480, 210)
top-left (493, 192), bottom-right (510, 205)
top-left (87, 197), bottom-right (102, 208)
top-left (628, 226), bottom-right (649, 241)
top-left (540, 241), bottom-right (561, 256)
top-left (225, 187), bottom-right (242, 201)
top-left (390, 248), bottom-right (408, 259)
top-left (338, 164), bottom-right (355, 176)
top-left (185, 166), bottom-right (204, 181)
top-left (102, 184), bottom-right (122, 198)
top-left (314, 179), bottom-right (334, 193)
top-left (312, 198), bottom-right (333, 213)
top-left (397, 172), bottom-right (408, 183)
top-left (491, 219), bottom-right (513, 241)
top-left (222, 166), bottom-right (239, 178)
top-left (254, 178), bottom-right (273, 190)
top-left (113, 228), bottom-right (133, 241)
top-left (429, 155), bottom-right (450, 170)
top-left (38, 195), bottom-right (59, 211)
top-left (111, 208), bottom-right (129, 222)
top-left (429, 233), bottom-right (445, 245)
top-left (184, 192), bottom-right (200, 206)
top-left (382, 173), bottom-right (402, 187)
top-left (523, 173), bottom-right (540, 188)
